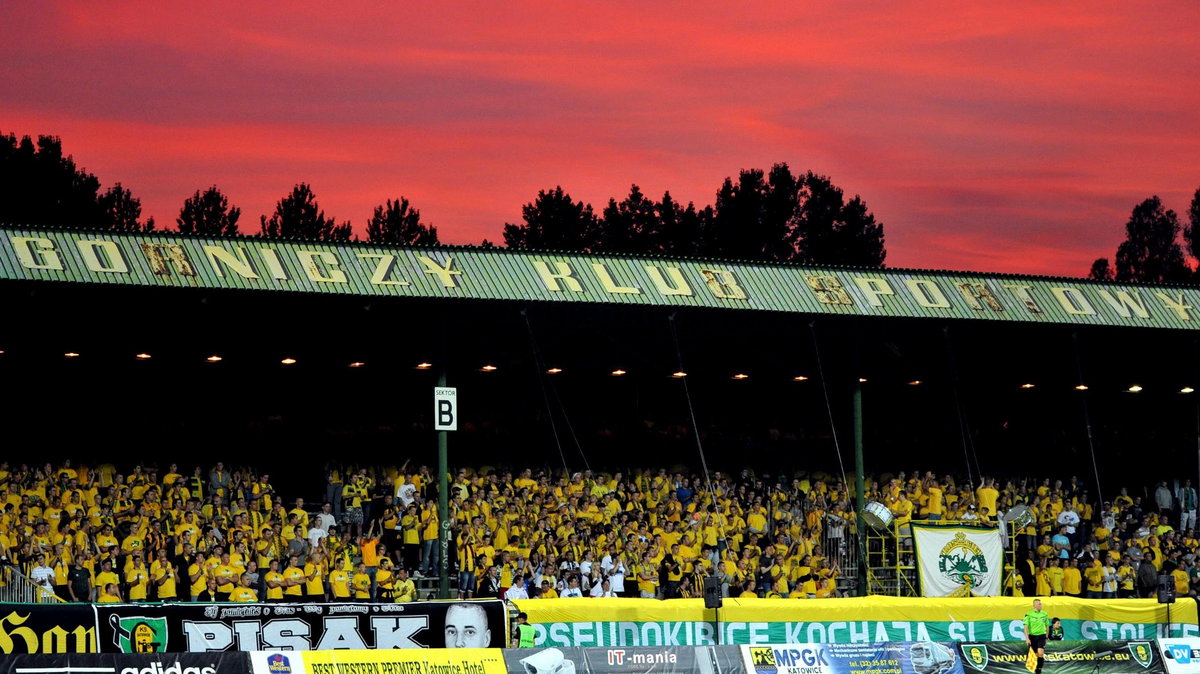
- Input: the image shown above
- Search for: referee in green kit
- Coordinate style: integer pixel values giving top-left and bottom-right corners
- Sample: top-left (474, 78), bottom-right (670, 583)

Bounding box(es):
top-left (1024, 599), bottom-right (1049, 674)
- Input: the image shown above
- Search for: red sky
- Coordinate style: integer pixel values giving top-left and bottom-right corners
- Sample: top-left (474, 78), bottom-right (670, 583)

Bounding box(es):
top-left (3, 1), bottom-right (1198, 276)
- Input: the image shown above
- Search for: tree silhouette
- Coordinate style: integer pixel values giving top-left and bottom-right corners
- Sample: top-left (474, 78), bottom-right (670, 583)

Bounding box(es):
top-left (656, 192), bottom-right (708, 256)
top-left (503, 186), bottom-right (599, 251)
top-left (1088, 258), bottom-right (1114, 281)
top-left (98, 182), bottom-right (154, 231)
top-left (1183, 187), bottom-right (1200, 278)
top-left (259, 183), bottom-right (351, 240)
top-left (598, 185), bottom-right (661, 254)
top-left (1113, 196), bottom-right (1188, 283)
top-left (0, 133), bottom-right (104, 227)
top-left (177, 186), bottom-right (240, 236)
top-left (706, 165), bottom-right (799, 261)
top-left (793, 171), bottom-right (886, 267)
top-left (365, 197), bottom-right (438, 244)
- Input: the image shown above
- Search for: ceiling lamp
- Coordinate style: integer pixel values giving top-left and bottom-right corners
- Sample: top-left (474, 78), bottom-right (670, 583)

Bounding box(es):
top-left (135, 353), bottom-right (152, 360)
top-left (1074, 384), bottom-right (1089, 391)
top-left (611, 369), bottom-right (627, 376)
top-left (1181, 387), bottom-right (1195, 394)
top-left (732, 373), bottom-right (749, 380)
top-left (1019, 383), bottom-right (1035, 389)
top-left (546, 367), bottom-right (563, 374)
top-left (908, 380), bottom-right (921, 386)
top-left (416, 362), bottom-right (433, 370)
top-left (64, 352), bottom-right (80, 358)
top-left (348, 362), bottom-right (366, 368)
top-left (672, 371), bottom-right (687, 378)
top-left (281, 358), bottom-right (297, 365)
top-left (481, 364), bottom-right (498, 372)
top-left (793, 375), bottom-right (809, 382)
top-left (1127, 385), bottom-right (1143, 393)
top-left (206, 355), bottom-right (223, 363)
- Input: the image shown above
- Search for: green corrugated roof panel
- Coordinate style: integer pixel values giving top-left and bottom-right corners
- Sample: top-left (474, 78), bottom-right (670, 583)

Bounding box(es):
top-left (1, 225), bottom-right (1198, 330)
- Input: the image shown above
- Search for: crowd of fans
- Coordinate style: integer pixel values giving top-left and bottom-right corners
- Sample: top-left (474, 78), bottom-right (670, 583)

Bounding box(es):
top-left (0, 460), bottom-right (1196, 604)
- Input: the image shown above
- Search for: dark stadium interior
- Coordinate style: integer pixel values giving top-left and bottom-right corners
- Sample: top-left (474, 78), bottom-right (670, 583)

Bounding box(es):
top-left (3, 279), bottom-right (1199, 500)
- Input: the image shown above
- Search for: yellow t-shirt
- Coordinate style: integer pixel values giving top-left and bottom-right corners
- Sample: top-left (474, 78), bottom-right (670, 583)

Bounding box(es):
top-left (926, 487), bottom-right (943, 516)
top-left (283, 567), bottom-right (306, 596)
top-left (230, 586), bottom-right (259, 603)
top-left (1063, 567), bottom-right (1082, 595)
top-left (265, 571), bottom-right (285, 600)
top-left (155, 567), bottom-right (177, 599)
top-left (352, 571), bottom-right (371, 599)
top-left (1174, 568), bottom-right (1190, 595)
top-left (125, 567), bottom-right (150, 601)
top-left (1047, 567), bottom-right (1064, 594)
top-left (304, 563), bottom-right (325, 596)
top-left (214, 564), bottom-right (239, 593)
top-left (1084, 564), bottom-right (1104, 592)
top-left (329, 569), bottom-right (351, 599)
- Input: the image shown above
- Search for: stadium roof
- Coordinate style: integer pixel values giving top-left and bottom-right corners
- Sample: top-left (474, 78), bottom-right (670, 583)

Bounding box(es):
top-left (3, 225), bottom-right (1199, 330)
top-left (2, 223), bottom-right (1198, 485)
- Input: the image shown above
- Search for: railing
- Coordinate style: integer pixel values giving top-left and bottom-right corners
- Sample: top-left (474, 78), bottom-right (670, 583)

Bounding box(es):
top-left (0, 566), bottom-right (66, 603)
top-left (864, 518), bottom-right (1018, 597)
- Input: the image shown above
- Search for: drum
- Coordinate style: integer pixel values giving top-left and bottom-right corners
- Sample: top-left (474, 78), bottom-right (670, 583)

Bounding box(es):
top-left (1004, 504), bottom-right (1034, 531)
top-left (864, 501), bottom-right (895, 529)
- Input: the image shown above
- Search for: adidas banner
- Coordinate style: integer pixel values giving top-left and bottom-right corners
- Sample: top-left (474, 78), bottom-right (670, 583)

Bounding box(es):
top-left (0, 653), bottom-right (251, 674)
top-left (912, 525), bottom-right (1004, 597)
top-left (958, 640), bottom-right (1163, 674)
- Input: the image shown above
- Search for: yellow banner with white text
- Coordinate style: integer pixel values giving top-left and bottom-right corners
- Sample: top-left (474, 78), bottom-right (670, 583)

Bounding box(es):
top-left (513, 597), bottom-right (1198, 647)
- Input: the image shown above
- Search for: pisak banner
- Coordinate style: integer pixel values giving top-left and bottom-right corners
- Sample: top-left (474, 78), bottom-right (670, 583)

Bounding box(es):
top-left (912, 526), bottom-right (1004, 597)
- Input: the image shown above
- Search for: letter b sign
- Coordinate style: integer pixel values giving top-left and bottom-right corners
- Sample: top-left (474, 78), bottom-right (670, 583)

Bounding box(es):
top-left (434, 387), bottom-right (457, 431)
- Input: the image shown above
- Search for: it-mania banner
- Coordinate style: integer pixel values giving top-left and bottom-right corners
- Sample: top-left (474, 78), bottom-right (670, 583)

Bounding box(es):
top-left (911, 525), bottom-right (1004, 597)
top-left (502, 646), bottom-right (744, 674)
top-left (957, 640), bottom-right (1163, 674)
top-left (742, 642), bottom-right (965, 674)
top-left (512, 598), bottom-right (1199, 648)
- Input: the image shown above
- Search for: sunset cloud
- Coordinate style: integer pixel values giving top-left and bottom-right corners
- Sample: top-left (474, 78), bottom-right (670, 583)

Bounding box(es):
top-left (3, 1), bottom-right (1197, 275)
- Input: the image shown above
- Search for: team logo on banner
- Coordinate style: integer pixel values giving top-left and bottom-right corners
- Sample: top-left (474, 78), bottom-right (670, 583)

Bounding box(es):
top-left (937, 534), bottom-right (990, 591)
top-left (1130, 643), bottom-right (1153, 668)
top-left (913, 526), bottom-right (1003, 597)
top-left (748, 647), bottom-right (778, 673)
top-left (963, 645), bottom-right (990, 672)
top-left (109, 614), bottom-right (168, 653)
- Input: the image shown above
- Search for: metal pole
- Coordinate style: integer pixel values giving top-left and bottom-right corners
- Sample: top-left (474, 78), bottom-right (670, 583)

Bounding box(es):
top-left (438, 368), bottom-right (451, 600)
top-left (854, 376), bottom-right (867, 597)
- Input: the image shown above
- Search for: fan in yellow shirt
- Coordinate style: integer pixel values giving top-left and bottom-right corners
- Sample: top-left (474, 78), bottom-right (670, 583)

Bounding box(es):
top-left (1083, 560), bottom-right (1105, 598)
top-left (97, 582), bottom-right (122, 603)
top-left (351, 562), bottom-right (372, 601)
top-left (264, 559), bottom-right (285, 602)
top-left (125, 557), bottom-right (151, 602)
top-left (1062, 559), bottom-right (1083, 597)
top-left (282, 556), bottom-right (306, 600)
top-left (229, 574), bottom-right (259, 603)
top-left (328, 565), bottom-right (352, 600)
top-left (393, 567), bottom-right (416, 603)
